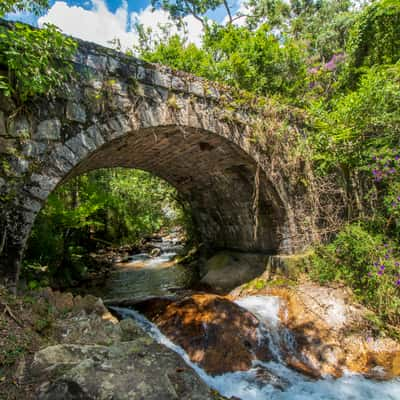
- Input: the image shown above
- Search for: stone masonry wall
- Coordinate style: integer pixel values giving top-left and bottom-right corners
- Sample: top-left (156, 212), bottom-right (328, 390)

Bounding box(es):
top-left (0, 22), bottom-right (311, 288)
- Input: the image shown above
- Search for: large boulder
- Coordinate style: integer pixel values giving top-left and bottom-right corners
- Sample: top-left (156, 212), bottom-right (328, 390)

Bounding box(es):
top-left (149, 294), bottom-right (273, 375)
top-left (200, 252), bottom-right (266, 292)
top-left (18, 290), bottom-right (224, 400)
top-left (29, 340), bottom-right (219, 400)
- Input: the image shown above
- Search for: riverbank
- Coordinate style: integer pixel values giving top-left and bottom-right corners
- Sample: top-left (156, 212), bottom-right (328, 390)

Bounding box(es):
top-left (2, 244), bottom-right (400, 399)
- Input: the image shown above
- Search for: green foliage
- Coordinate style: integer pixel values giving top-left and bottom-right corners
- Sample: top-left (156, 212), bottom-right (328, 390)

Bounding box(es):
top-left (142, 24), bottom-right (307, 99)
top-left (0, 22), bottom-right (77, 102)
top-left (0, 0), bottom-right (48, 16)
top-left (310, 224), bottom-right (400, 325)
top-left (347, 0), bottom-right (400, 71)
top-left (310, 64), bottom-right (400, 173)
top-left (142, 35), bottom-right (213, 76)
top-left (24, 168), bottom-right (190, 286)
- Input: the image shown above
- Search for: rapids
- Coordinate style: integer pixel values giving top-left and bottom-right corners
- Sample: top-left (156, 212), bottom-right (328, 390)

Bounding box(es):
top-left (111, 296), bottom-right (400, 400)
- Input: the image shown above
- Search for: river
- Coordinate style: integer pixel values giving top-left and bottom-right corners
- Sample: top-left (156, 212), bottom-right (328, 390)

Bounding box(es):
top-left (102, 238), bottom-right (400, 400)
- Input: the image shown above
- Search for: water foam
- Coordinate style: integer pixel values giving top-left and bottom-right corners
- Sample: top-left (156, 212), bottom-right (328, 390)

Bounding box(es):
top-left (111, 295), bottom-right (400, 400)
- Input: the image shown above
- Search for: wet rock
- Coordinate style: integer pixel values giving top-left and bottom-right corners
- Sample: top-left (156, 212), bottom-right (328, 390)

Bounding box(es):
top-left (234, 283), bottom-right (400, 380)
top-left (150, 294), bottom-right (273, 375)
top-left (253, 366), bottom-right (289, 390)
top-left (150, 247), bottom-right (162, 257)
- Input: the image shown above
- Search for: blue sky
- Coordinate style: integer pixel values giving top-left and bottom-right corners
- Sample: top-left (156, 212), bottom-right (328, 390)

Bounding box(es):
top-left (7, 0), bottom-right (235, 50)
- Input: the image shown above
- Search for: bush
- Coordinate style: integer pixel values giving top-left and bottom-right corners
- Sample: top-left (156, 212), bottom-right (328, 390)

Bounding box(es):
top-left (310, 223), bottom-right (400, 325)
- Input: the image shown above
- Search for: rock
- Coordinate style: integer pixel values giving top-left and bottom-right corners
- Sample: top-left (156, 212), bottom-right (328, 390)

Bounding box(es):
top-left (35, 119), bottom-right (61, 141)
top-left (54, 312), bottom-right (122, 346)
top-left (253, 366), bottom-right (289, 390)
top-left (200, 252), bottom-right (267, 292)
top-left (29, 341), bottom-right (219, 400)
top-left (73, 294), bottom-right (108, 316)
top-left (119, 318), bottom-right (144, 341)
top-left (150, 294), bottom-right (273, 375)
top-left (234, 283), bottom-right (400, 380)
top-left (66, 101), bottom-right (86, 123)
top-left (150, 247), bottom-right (162, 257)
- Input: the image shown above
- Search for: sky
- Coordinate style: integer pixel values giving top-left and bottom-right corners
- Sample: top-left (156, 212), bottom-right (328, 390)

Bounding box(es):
top-left (6, 0), bottom-right (241, 50)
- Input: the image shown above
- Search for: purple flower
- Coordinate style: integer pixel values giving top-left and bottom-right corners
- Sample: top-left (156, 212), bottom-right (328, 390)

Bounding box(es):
top-left (391, 201), bottom-right (397, 208)
top-left (380, 265), bottom-right (385, 270)
top-left (308, 67), bottom-right (320, 74)
top-left (374, 262), bottom-right (379, 267)
top-left (395, 155), bottom-right (400, 161)
top-left (378, 270), bottom-right (384, 276)
top-left (396, 279), bottom-right (400, 286)
top-left (389, 168), bottom-right (396, 174)
top-left (397, 196), bottom-right (400, 202)
top-left (395, 262), bottom-right (399, 267)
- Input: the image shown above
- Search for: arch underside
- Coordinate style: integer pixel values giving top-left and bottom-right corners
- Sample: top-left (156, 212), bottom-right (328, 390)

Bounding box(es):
top-left (66, 125), bottom-right (284, 253)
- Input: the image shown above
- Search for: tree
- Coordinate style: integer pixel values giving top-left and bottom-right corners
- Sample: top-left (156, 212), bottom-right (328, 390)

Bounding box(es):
top-left (151, 0), bottom-right (236, 26)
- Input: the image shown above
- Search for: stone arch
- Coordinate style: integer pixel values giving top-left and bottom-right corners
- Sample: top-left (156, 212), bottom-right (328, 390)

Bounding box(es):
top-left (0, 32), bottom-right (298, 288)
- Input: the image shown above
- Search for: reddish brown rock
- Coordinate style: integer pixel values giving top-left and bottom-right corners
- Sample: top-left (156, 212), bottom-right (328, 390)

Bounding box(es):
top-left (150, 294), bottom-right (273, 375)
top-left (232, 282), bottom-right (400, 380)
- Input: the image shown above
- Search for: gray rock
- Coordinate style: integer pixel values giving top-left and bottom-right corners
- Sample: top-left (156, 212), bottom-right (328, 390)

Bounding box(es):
top-left (171, 76), bottom-right (185, 91)
top-left (21, 140), bottom-right (47, 158)
top-left (66, 102), bottom-right (87, 123)
top-left (35, 119), bottom-right (61, 141)
top-left (32, 340), bottom-right (219, 400)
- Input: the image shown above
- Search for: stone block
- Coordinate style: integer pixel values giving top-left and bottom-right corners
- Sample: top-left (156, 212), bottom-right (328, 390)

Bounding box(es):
top-left (21, 140), bottom-right (47, 158)
top-left (10, 156), bottom-right (29, 176)
top-left (49, 144), bottom-right (77, 174)
top-left (85, 125), bottom-right (105, 148)
top-left (137, 66), bottom-right (154, 84)
top-left (65, 135), bottom-right (90, 160)
top-left (66, 102), bottom-right (87, 123)
top-left (171, 76), bottom-right (185, 91)
top-left (107, 56), bottom-right (120, 74)
top-left (87, 54), bottom-right (107, 71)
top-left (35, 119), bottom-right (61, 141)
top-left (9, 115), bottom-right (30, 138)
top-left (29, 173), bottom-right (59, 200)
top-left (189, 81), bottom-right (204, 97)
top-left (153, 70), bottom-right (171, 89)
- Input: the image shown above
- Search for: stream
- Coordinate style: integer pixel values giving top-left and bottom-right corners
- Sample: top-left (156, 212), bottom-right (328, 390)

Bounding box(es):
top-left (103, 238), bottom-right (400, 400)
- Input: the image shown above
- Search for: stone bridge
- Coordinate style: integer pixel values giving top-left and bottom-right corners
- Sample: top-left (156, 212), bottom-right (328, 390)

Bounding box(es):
top-left (0, 26), bottom-right (313, 287)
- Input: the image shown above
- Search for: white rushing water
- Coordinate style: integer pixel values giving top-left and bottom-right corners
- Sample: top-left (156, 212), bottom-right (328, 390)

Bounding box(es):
top-left (111, 295), bottom-right (400, 400)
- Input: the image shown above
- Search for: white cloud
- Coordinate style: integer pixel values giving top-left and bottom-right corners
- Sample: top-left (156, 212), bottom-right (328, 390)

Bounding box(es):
top-left (222, 0), bottom-right (249, 27)
top-left (131, 7), bottom-right (204, 48)
top-left (38, 0), bottom-right (205, 51)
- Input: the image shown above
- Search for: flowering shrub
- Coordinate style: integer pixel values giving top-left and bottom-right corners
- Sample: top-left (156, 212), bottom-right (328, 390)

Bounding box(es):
top-left (311, 224), bottom-right (400, 326)
top-left (370, 151), bottom-right (400, 235)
